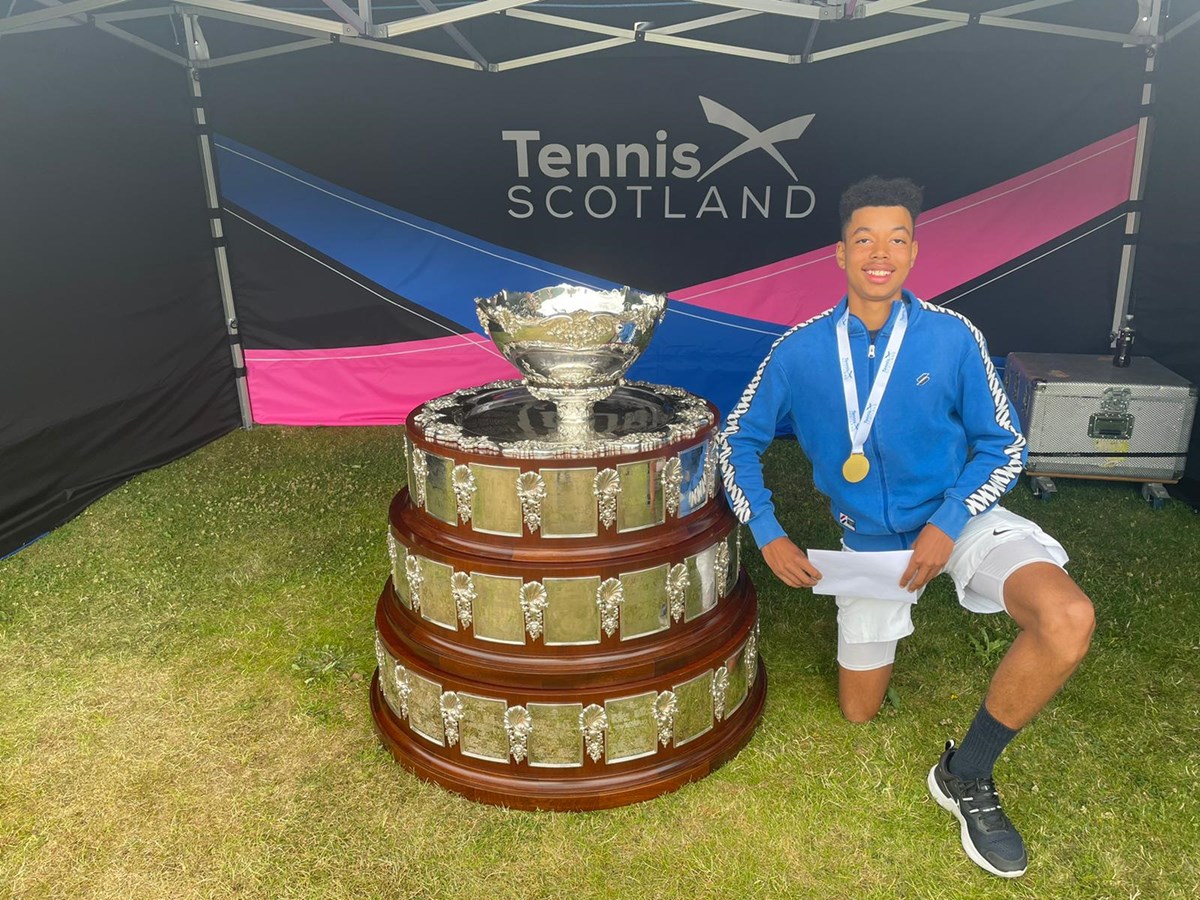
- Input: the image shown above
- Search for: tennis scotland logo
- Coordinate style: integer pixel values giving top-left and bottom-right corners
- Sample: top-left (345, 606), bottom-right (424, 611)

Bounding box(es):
top-left (696, 96), bottom-right (815, 183)
top-left (503, 96), bottom-right (817, 220)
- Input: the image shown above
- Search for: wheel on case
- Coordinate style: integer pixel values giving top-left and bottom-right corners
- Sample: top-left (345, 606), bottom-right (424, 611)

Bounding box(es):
top-left (1141, 482), bottom-right (1169, 510)
top-left (1029, 475), bottom-right (1057, 502)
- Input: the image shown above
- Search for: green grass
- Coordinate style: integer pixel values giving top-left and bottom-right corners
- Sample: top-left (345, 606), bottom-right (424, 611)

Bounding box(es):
top-left (1, 428), bottom-right (1197, 898)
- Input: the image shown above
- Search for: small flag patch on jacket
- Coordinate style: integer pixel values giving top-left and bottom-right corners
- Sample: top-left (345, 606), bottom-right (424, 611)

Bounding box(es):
top-left (838, 512), bottom-right (856, 531)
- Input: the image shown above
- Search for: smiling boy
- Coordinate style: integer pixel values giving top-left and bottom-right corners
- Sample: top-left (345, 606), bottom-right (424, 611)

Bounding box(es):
top-left (719, 176), bottom-right (1095, 878)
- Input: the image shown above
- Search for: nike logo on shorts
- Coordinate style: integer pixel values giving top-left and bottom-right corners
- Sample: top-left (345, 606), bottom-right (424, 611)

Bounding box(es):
top-left (993, 528), bottom-right (1011, 536)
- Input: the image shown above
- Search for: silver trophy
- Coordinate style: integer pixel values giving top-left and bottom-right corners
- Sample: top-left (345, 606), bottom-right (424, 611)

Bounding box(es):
top-left (378, 284), bottom-right (764, 809)
top-left (476, 285), bottom-right (667, 443)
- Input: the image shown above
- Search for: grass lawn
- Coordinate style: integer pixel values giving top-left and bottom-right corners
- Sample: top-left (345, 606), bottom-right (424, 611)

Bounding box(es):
top-left (1, 426), bottom-right (1197, 898)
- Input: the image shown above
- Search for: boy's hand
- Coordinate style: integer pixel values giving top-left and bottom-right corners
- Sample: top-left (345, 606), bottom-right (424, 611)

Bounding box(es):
top-left (900, 523), bottom-right (953, 591)
top-left (762, 537), bottom-right (823, 588)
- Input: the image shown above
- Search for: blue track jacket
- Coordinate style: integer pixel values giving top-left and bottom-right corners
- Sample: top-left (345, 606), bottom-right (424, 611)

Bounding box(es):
top-left (719, 291), bottom-right (1027, 551)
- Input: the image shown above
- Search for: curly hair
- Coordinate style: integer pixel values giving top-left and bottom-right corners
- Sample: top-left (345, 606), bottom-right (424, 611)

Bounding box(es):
top-left (838, 176), bottom-right (924, 235)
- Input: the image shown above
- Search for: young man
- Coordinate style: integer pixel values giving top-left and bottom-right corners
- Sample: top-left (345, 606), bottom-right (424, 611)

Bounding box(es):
top-left (719, 177), bottom-right (1094, 879)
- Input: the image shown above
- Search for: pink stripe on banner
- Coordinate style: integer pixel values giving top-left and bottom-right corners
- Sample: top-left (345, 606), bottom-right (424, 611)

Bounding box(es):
top-left (244, 334), bottom-right (518, 425)
top-left (673, 127), bottom-right (1138, 325)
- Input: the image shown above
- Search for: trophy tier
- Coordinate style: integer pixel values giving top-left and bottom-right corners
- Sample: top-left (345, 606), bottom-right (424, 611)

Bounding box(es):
top-left (372, 380), bottom-right (765, 811)
top-left (410, 380), bottom-right (716, 459)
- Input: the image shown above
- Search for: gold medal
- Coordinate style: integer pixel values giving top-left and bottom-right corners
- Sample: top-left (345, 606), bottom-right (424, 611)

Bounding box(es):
top-left (842, 452), bottom-right (870, 483)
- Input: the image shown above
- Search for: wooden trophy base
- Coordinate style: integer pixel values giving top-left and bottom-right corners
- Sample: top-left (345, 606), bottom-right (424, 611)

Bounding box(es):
top-left (371, 662), bottom-right (766, 811)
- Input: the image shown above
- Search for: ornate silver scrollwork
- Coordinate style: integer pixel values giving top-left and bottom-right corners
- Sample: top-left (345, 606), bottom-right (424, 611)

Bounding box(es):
top-left (712, 666), bottom-right (730, 722)
top-left (501, 439), bottom-right (566, 460)
top-left (386, 530), bottom-right (399, 575)
top-left (703, 437), bottom-right (720, 500)
top-left (736, 526), bottom-right (743, 575)
top-left (422, 423), bottom-right (452, 444)
top-left (377, 639), bottom-right (407, 720)
top-left (684, 405), bottom-right (715, 428)
top-left (649, 384), bottom-right (688, 400)
top-left (505, 705), bottom-right (532, 763)
top-left (451, 465), bottom-right (476, 524)
top-left (405, 555), bottom-right (423, 612)
top-left (595, 577), bottom-right (625, 638)
top-left (535, 309), bottom-right (619, 352)
top-left (395, 663), bottom-right (412, 720)
top-left (451, 571), bottom-right (475, 630)
top-left (580, 704), bottom-right (608, 763)
top-left (374, 634), bottom-right (390, 703)
top-left (715, 540), bottom-right (730, 598)
top-left (665, 422), bottom-right (694, 444)
top-left (593, 468), bottom-right (621, 529)
top-left (410, 448), bottom-right (428, 507)
top-left (410, 377), bottom-right (717, 460)
top-left (486, 305), bottom-right (519, 336)
top-left (424, 395), bottom-right (460, 415)
top-left (654, 690), bottom-right (678, 747)
top-left (663, 456), bottom-right (683, 518)
top-left (455, 435), bottom-right (500, 453)
top-left (745, 619), bottom-right (760, 689)
top-left (475, 304), bottom-right (492, 334)
top-left (629, 299), bottom-right (664, 333)
top-left (666, 563), bottom-right (689, 623)
top-left (440, 691), bottom-right (463, 747)
top-left (516, 471), bottom-right (546, 533)
top-left (520, 581), bottom-right (548, 641)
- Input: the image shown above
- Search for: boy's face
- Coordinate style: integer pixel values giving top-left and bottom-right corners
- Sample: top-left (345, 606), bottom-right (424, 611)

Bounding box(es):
top-left (836, 205), bottom-right (918, 310)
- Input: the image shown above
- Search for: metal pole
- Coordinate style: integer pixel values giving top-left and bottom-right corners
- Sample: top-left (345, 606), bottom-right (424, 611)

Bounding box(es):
top-left (184, 15), bottom-right (254, 428)
top-left (1111, 0), bottom-right (1163, 341)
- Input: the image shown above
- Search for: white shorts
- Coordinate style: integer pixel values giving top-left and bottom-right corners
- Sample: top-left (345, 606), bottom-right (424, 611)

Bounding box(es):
top-left (836, 507), bottom-right (1068, 670)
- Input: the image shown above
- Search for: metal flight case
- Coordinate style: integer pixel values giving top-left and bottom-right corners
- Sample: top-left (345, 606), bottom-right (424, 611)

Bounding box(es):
top-left (1004, 353), bottom-right (1198, 507)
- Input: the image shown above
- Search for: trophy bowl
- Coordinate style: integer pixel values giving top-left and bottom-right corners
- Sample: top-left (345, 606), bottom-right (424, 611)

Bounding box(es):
top-left (475, 285), bottom-right (668, 443)
top-left (475, 285), bottom-right (667, 394)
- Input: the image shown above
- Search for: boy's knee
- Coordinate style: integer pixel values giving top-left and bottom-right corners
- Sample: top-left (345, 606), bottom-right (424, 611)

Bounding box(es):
top-left (838, 683), bottom-right (887, 723)
top-left (838, 662), bottom-right (893, 724)
top-left (1057, 593), bottom-right (1095, 661)
top-left (1037, 589), bottom-right (1095, 659)
top-left (1009, 566), bottom-right (1095, 663)
top-left (839, 697), bottom-right (882, 724)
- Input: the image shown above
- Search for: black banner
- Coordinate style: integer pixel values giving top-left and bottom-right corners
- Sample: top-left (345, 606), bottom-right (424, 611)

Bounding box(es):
top-left (0, 29), bottom-right (240, 557)
top-left (1133, 22), bottom-right (1200, 496)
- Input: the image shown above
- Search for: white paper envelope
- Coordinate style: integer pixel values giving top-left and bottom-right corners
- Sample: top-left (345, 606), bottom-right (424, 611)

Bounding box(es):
top-left (806, 549), bottom-right (918, 603)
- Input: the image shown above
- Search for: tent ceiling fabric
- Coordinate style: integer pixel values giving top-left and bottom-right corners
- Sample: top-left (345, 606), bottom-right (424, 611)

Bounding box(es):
top-left (2, 0), bottom-right (1189, 72)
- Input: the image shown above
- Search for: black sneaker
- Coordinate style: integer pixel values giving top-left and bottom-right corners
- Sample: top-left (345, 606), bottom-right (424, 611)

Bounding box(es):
top-left (927, 740), bottom-right (1028, 878)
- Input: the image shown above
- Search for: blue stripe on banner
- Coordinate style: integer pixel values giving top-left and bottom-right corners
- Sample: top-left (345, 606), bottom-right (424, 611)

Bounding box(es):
top-left (631, 303), bottom-right (787, 419)
top-left (213, 136), bottom-right (616, 329)
top-left (215, 136), bottom-right (788, 419)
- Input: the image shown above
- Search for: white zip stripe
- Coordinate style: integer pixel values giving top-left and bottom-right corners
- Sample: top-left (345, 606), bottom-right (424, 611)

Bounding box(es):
top-left (719, 307), bottom-right (835, 524)
top-left (918, 300), bottom-right (1026, 514)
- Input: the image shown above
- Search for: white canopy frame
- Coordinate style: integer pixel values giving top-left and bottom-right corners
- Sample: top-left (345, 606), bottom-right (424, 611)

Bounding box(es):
top-left (2, 0), bottom-right (1195, 428)
top-left (3, 1), bottom-right (1189, 69)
